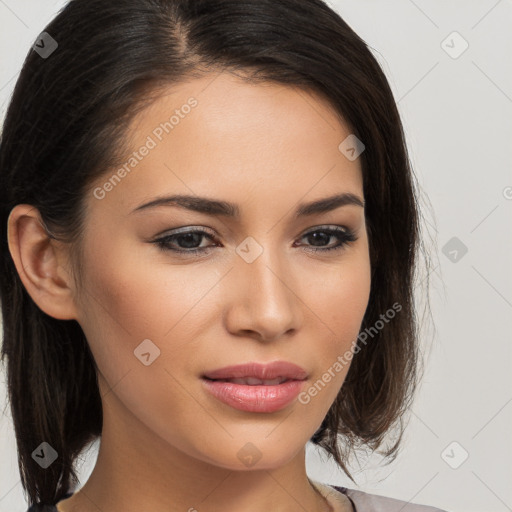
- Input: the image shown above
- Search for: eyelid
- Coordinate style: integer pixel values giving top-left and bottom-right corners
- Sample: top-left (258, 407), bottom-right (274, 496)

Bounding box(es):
top-left (150, 224), bottom-right (358, 256)
top-left (152, 225), bottom-right (216, 238)
top-left (152, 224), bottom-right (351, 240)
top-left (303, 224), bottom-right (350, 233)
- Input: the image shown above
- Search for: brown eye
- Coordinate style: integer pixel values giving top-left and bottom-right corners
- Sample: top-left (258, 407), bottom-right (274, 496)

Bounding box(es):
top-left (153, 229), bottom-right (218, 255)
top-left (297, 227), bottom-right (357, 253)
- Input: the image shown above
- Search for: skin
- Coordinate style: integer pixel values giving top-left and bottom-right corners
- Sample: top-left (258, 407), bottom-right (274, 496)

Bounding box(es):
top-left (8, 72), bottom-right (370, 512)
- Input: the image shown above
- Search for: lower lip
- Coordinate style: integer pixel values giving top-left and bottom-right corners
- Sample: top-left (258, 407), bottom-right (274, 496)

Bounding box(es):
top-left (201, 378), bottom-right (305, 413)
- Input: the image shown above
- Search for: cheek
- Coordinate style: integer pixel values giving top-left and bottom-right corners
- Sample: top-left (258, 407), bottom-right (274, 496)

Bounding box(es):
top-left (307, 247), bottom-right (371, 391)
top-left (328, 261), bottom-right (371, 334)
top-left (74, 233), bottom-right (222, 382)
top-left (74, 238), bottom-right (220, 436)
top-left (315, 244), bottom-right (372, 340)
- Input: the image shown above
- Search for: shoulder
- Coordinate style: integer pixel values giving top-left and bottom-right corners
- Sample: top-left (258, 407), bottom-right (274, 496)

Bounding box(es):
top-left (330, 485), bottom-right (450, 512)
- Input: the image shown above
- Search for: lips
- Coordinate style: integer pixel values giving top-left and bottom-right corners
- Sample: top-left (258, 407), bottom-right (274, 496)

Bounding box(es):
top-left (202, 361), bottom-right (308, 382)
top-left (220, 377), bottom-right (288, 385)
top-left (201, 361), bottom-right (309, 412)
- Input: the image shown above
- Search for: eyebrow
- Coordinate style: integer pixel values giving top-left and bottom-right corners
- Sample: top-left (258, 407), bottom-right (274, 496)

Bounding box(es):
top-left (130, 192), bottom-right (364, 218)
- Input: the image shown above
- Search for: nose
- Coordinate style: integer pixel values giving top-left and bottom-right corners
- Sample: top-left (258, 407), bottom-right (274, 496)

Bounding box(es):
top-left (224, 245), bottom-right (303, 343)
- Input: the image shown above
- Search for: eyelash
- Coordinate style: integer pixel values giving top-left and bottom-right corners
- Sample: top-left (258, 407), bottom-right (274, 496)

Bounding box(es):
top-left (152, 226), bottom-right (358, 256)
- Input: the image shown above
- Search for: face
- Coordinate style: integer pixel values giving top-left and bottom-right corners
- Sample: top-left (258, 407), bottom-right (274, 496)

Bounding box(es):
top-left (73, 72), bottom-right (371, 471)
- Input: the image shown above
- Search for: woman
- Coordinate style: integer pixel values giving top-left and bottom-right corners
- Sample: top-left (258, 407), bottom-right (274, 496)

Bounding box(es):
top-left (0, 1), bottom-right (445, 511)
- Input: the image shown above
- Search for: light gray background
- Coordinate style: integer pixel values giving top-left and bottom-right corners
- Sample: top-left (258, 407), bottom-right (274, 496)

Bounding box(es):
top-left (1, 1), bottom-right (511, 511)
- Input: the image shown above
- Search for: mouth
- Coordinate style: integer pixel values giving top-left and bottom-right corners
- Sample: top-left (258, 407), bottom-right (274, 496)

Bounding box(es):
top-left (201, 360), bottom-right (308, 382)
top-left (202, 376), bottom-right (293, 385)
top-left (200, 361), bottom-right (308, 412)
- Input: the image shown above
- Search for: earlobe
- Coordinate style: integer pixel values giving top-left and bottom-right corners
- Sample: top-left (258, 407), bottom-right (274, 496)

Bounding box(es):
top-left (7, 204), bottom-right (80, 321)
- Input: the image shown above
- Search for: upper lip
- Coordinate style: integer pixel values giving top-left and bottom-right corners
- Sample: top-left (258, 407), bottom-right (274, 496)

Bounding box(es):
top-left (202, 361), bottom-right (308, 381)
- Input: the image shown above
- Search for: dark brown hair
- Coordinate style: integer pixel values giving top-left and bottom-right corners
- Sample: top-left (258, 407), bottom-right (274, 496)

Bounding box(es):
top-left (0, 0), bottom-right (432, 507)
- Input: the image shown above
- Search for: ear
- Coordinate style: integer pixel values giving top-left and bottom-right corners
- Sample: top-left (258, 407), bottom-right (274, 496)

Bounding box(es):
top-left (7, 204), bottom-right (80, 321)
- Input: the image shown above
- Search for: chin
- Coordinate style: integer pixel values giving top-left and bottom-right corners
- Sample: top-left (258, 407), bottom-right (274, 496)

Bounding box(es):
top-left (191, 434), bottom-right (307, 471)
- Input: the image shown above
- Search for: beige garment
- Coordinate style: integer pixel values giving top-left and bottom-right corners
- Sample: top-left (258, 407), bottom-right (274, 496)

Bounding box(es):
top-left (309, 480), bottom-right (355, 512)
top-left (309, 480), bottom-right (449, 512)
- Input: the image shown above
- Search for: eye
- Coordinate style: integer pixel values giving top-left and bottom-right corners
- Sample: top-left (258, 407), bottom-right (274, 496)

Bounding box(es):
top-left (296, 226), bottom-right (358, 253)
top-left (152, 228), bottom-right (217, 255)
top-left (151, 225), bottom-right (358, 256)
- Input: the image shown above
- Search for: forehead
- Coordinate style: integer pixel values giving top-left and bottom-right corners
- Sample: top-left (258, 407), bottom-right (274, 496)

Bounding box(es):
top-left (87, 72), bottom-right (363, 219)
